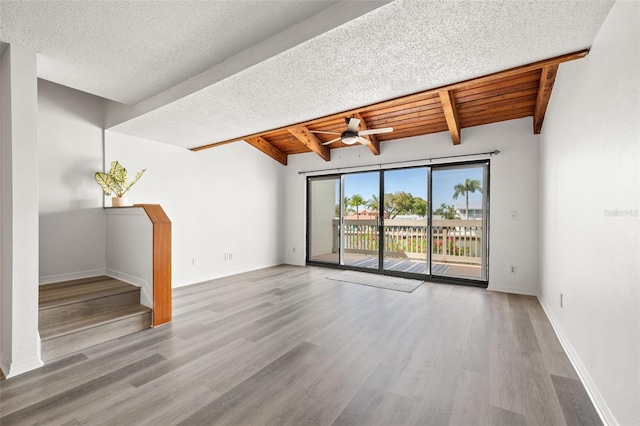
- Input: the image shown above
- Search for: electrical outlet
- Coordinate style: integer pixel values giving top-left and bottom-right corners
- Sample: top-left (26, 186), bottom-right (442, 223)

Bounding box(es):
top-left (229, 253), bottom-right (233, 260)
top-left (192, 257), bottom-right (197, 266)
top-left (292, 247), bottom-right (296, 253)
top-left (509, 265), bottom-right (517, 274)
top-left (560, 293), bottom-right (563, 308)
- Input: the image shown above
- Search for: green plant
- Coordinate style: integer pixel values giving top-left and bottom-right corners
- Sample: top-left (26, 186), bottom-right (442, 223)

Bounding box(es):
top-left (95, 161), bottom-right (146, 197)
top-left (383, 191), bottom-right (428, 218)
top-left (453, 178), bottom-right (482, 219)
top-left (348, 194), bottom-right (366, 219)
top-left (434, 203), bottom-right (460, 220)
top-left (366, 194), bottom-right (379, 217)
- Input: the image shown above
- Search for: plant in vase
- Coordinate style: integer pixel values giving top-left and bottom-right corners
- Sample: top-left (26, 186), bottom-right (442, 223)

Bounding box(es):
top-left (95, 161), bottom-right (146, 207)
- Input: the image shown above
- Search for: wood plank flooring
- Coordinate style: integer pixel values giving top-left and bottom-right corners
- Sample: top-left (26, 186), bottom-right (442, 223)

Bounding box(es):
top-left (38, 277), bottom-right (151, 361)
top-left (0, 265), bottom-right (601, 425)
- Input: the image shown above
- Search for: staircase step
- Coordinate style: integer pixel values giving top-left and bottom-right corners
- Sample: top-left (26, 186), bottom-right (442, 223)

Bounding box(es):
top-left (39, 276), bottom-right (138, 309)
top-left (38, 286), bottom-right (140, 328)
top-left (38, 276), bottom-right (153, 361)
top-left (40, 305), bottom-right (152, 361)
top-left (39, 276), bottom-right (142, 327)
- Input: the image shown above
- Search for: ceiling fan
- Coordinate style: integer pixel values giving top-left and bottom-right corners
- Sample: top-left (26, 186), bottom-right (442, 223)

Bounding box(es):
top-left (311, 117), bottom-right (393, 146)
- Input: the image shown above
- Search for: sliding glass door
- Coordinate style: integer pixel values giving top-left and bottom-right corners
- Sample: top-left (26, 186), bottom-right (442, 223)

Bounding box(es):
top-left (431, 163), bottom-right (487, 280)
top-left (342, 172), bottom-right (380, 270)
top-left (382, 168), bottom-right (429, 274)
top-left (308, 176), bottom-right (340, 263)
top-left (307, 161), bottom-right (488, 284)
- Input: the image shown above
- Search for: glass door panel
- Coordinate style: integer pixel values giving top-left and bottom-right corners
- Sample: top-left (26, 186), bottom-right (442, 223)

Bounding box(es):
top-left (382, 168), bottom-right (429, 274)
top-left (307, 161), bottom-right (489, 285)
top-left (308, 176), bottom-right (341, 263)
top-left (431, 164), bottom-right (487, 280)
top-left (342, 172), bottom-right (380, 270)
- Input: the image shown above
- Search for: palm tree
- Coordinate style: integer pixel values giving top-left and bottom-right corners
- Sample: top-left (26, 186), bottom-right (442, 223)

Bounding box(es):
top-left (452, 178), bottom-right (482, 219)
top-left (343, 197), bottom-right (355, 216)
top-left (434, 203), bottom-right (459, 220)
top-left (366, 194), bottom-right (380, 218)
top-left (349, 194), bottom-right (366, 219)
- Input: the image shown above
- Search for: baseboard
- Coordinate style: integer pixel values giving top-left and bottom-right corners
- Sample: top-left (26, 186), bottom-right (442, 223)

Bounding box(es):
top-left (177, 263), bottom-right (290, 289)
top-left (105, 269), bottom-right (152, 309)
top-left (486, 285), bottom-right (538, 296)
top-left (0, 350), bottom-right (10, 379)
top-left (39, 269), bottom-right (107, 285)
top-left (105, 269), bottom-right (146, 288)
top-left (537, 296), bottom-right (615, 426)
top-left (1, 354), bottom-right (43, 378)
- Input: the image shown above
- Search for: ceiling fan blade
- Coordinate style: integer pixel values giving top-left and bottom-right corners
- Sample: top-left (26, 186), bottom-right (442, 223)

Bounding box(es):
top-left (322, 137), bottom-right (342, 145)
top-left (357, 136), bottom-right (371, 145)
top-left (346, 117), bottom-right (361, 132)
top-left (359, 127), bottom-right (393, 136)
top-left (310, 130), bottom-right (341, 135)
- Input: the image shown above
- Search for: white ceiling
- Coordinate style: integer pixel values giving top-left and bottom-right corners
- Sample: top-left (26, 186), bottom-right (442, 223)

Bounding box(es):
top-left (1, 0), bottom-right (615, 150)
top-left (1, 0), bottom-right (350, 104)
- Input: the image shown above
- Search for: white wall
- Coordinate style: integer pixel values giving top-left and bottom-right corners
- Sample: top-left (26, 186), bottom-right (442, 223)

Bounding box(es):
top-left (0, 43), bottom-right (3, 376)
top-left (539, 1), bottom-right (639, 425)
top-left (105, 208), bottom-right (153, 308)
top-left (105, 132), bottom-right (285, 287)
top-left (38, 76), bottom-right (287, 289)
top-left (284, 118), bottom-right (540, 295)
top-left (38, 80), bottom-right (107, 283)
top-left (0, 44), bottom-right (42, 378)
top-left (0, 43), bottom-right (4, 377)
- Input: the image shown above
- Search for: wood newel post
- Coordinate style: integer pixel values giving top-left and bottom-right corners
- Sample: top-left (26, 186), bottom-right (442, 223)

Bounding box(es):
top-left (134, 204), bottom-right (172, 326)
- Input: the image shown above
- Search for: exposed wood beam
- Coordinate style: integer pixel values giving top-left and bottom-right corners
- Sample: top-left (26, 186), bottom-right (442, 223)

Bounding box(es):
top-left (191, 50), bottom-right (588, 151)
top-left (244, 136), bottom-right (288, 166)
top-left (353, 113), bottom-right (380, 155)
top-left (447, 51), bottom-right (583, 91)
top-left (533, 64), bottom-right (559, 134)
top-left (438, 90), bottom-right (461, 145)
top-left (287, 126), bottom-right (331, 162)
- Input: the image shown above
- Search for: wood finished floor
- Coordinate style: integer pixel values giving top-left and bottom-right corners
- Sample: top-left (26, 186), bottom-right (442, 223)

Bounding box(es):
top-left (0, 265), bottom-right (601, 426)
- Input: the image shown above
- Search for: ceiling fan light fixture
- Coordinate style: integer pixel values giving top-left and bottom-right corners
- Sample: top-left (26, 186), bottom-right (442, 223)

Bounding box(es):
top-left (341, 130), bottom-right (359, 145)
top-left (314, 120), bottom-right (394, 146)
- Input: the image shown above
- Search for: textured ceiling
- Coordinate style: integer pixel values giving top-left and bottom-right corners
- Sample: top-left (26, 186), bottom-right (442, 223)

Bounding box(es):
top-left (0, 0), bottom-right (343, 104)
top-left (195, 50), bottom-right (589, 166)
top-left (1, 0), bottom-right (615, 150)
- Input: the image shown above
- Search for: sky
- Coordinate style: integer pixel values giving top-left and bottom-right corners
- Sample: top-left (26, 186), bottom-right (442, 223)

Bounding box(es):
top-left (343, 166), bottom-right (484, 210)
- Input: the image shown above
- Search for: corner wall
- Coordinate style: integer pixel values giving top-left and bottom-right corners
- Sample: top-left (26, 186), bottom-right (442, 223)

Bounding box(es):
top-left (0, 45), bottom-right (42, 377)
top-left (284, 118), bottom-right (540, 295)
top-left (38, 77), bottom-right (287, 289)
top-left (539, 1), bottom-right (639, 424)
top-left (38, 80), bottom-right (107, 283)
top-left (105, 132), bottom-right (286, 287)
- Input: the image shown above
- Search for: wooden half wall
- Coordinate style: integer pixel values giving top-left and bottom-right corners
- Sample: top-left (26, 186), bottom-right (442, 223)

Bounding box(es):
top-left (135, 204), bottom-right (172, 326)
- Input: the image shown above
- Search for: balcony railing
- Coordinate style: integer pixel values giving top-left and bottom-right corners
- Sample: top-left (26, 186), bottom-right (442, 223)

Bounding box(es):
top-left (332, 218), bottom-right (482, 265)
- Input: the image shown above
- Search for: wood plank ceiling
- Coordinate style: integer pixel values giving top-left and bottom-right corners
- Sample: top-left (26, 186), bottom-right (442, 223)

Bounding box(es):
top-left (192, 50), bottom-right (588, 166)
